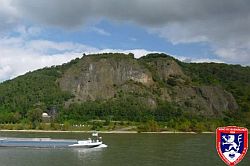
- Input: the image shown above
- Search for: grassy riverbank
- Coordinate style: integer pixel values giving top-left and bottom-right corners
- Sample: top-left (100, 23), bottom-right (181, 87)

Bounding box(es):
top-left (0, 129), bottom-right (214, 134)
top-left (0, 120), bottom-right (218, 133)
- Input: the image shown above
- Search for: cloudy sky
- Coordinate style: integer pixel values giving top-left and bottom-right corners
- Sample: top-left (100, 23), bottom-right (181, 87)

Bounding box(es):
top-left (0, 0), bottom-right (250, 81)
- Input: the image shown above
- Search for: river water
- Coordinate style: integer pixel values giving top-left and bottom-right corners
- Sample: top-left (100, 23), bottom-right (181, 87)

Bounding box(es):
top-left (0, 132), bottom-right (249, 166)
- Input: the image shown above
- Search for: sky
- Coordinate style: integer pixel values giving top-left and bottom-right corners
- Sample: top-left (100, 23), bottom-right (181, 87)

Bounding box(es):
top-left (0, 0), bottom-right (250, 82)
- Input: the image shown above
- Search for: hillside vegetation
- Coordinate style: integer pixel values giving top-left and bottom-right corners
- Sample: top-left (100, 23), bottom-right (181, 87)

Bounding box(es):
top-left (0, 53), bottom-right (249, 131)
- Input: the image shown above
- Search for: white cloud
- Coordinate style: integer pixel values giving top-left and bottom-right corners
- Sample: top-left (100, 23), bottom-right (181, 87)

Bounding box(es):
top-left (91, 27), bottom-right (110, 36)
top-left (181, 57), bottom-right (224, 64)
top-left (149, 22), bottom-right (209, 45)
top-left (94, 48), bottom-right (160, 59)
top-left (0, 35), bottom-right (98, 82)
top-left (150, 19), bottom-right (250, 65)
top-left (26, 40), bottom-right (98, 53)
top-left (129, 37), bottom-right (137, 42)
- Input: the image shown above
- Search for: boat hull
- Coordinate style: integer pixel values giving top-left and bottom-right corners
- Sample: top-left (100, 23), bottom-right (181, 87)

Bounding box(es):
top-left (0, 138), bottom-right (106, 148)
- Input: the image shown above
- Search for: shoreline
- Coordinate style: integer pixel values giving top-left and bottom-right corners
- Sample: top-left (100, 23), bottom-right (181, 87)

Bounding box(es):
top-left (0, 129), bottom-right (215, 134)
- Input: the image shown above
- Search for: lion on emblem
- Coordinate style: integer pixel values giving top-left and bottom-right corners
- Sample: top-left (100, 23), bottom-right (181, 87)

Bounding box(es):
top-left (222, 134), bottom-right (242, 152)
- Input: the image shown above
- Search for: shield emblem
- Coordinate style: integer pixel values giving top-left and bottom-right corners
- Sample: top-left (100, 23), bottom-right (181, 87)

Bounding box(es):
top-left (216, 126), bottom-right (248, 165)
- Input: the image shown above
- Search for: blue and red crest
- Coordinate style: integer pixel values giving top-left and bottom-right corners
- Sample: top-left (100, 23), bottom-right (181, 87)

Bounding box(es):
top-left (216, 126), bottom-right (248, 166)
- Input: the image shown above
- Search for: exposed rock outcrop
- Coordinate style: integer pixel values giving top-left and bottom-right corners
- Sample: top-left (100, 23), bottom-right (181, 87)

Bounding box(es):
top-left (60, 55), bottom-right (153, 101)
top-left (59, 53), bottom-right (238, 118)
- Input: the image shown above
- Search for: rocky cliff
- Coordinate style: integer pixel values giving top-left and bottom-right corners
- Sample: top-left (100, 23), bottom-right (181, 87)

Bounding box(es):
top-left (58, 53), bottom-right (238, 118)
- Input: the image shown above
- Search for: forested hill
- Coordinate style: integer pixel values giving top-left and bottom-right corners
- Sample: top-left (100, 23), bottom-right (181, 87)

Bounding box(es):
top-left (0, 53), bottom-right (250, 130)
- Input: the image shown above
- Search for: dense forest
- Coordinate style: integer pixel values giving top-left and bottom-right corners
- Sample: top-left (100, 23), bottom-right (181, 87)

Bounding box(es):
top-left (0, 53), bottom-right (249, 132)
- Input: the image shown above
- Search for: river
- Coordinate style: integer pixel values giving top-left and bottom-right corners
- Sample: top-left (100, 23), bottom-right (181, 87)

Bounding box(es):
top-left (0, 132), bottom-right (249, 166)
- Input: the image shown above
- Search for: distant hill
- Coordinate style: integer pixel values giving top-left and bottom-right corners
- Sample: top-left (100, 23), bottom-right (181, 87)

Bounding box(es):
top-left (0, 53), bottom-right (249, 130)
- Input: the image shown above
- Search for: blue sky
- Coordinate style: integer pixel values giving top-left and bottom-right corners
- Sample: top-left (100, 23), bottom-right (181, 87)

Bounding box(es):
top-left (0, 0), bottom-right (250, 81)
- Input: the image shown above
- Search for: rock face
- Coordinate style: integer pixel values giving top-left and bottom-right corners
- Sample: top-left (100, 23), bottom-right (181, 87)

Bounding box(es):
top-left (171, 86), bottom-right (238, 117)
top-left (60, 55), bottom-right (153, 101)
top-left (59, 53), bottom-right (238, 118)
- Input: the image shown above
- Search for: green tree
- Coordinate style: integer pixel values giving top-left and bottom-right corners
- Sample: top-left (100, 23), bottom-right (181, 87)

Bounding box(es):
top-left (27, 108), bottom-right (43, 128)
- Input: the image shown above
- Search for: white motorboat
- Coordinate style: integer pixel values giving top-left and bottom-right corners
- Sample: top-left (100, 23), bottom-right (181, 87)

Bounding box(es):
top-left (69, 133), bottom-right (107, 148)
